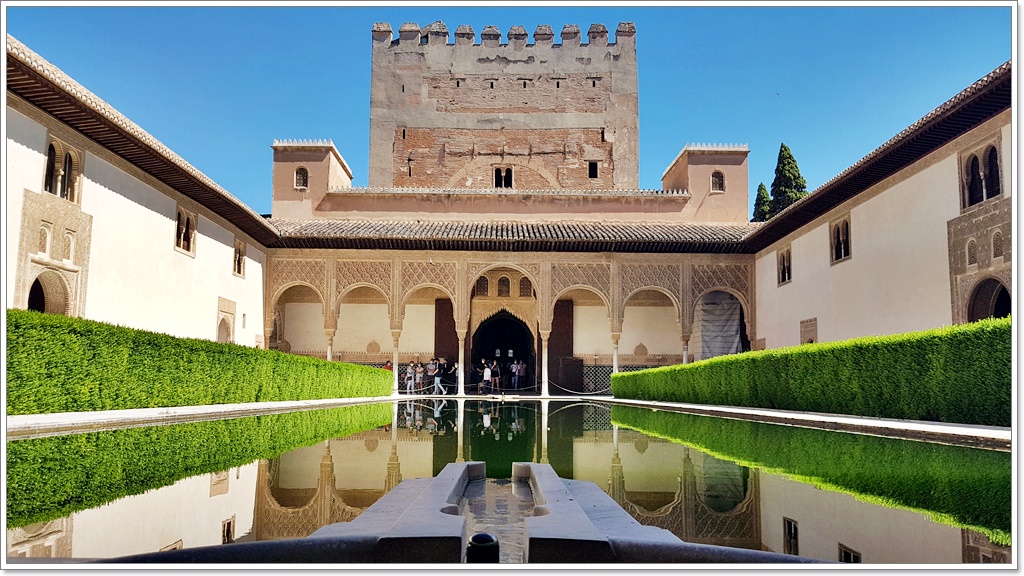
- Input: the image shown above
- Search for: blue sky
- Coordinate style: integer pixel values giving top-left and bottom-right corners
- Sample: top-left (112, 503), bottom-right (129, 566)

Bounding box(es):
top-left (4, 4), bottom-right (1013, 217)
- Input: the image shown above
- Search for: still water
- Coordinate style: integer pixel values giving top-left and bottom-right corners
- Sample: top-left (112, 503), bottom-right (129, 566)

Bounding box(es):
top-left (5, 399), bottom-right (1011, 564)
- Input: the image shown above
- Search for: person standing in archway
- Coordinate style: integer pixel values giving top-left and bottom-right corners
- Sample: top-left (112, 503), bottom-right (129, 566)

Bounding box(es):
top-left (490, 360), bottom-right (501, 393)
top-left (482, 361), bottom-right (492, 394)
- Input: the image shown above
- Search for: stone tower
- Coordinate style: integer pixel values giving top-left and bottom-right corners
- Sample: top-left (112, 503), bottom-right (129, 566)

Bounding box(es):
top-left (368, 21), bottom-right (639, 190)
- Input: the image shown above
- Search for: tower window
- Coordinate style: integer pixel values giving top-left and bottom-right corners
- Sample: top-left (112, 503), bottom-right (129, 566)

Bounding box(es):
top-left (456, 80), bottom-right (460, 87)
top-left (233, 239), bottom-right (246, 277)
top-left (592, 79), bottom-right (596, 87)
top-left (294, 167), bottom-right (308, 188)
top-left (523, 81), bottom-right (527, 88)
top-left (967, 155), bottom-right (983, 206)
top-left (495, 167), bottom-right (513, 188)
top-left (556, 81), bottom-right (560, 88)
top-left (175, 206), bottom-right (197, 256)
top-left (601, 128), bottom-right (606, 142)
top-left (490, 81), bottom-right (494, 89)
top-left (711, 171), bottom-right (725, 192)
top-left (588, 162), bottom-right (598, 179)
top-left (42, 139), bottom-right (81, 203)
top-left (966, 239), bottom-right (978, 266)
top-left (402, 128), bottom-right (406, 139)
top-left (992, 231), bottom-right (1004, 259)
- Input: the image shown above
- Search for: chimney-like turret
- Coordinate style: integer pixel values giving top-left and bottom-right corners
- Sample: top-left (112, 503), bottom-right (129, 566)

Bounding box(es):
top-left (615, 22), bottom-right (636, 48)
top-left (534, 24), bottom-right (554, 47)
top-left (371, 22), bottom-right (393, 46)
top-left (425, 20), bottom-right (448, 46)
top-left (398, 22), bottom-right (421, 43)
top-left (455, 24), bottom-right (475, 46)
top-left (481, 25), bottom-right (501, 48)
top-left (560, 24), bottom-right (581, 48)
top-left (588, 24), bottom-right (608, 47)
top-left (508, 25), bottom-right (528, 50)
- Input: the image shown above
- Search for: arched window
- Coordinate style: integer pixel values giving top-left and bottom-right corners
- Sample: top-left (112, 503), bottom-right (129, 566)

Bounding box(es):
top-left (966, 240), bottom-right (978, 266)
top-left (985, 147), bottom-right (1000, 198)
top-left (967, 155), bottom-right (984, 206)
top-left (494, 167), bottom-right (514, 189)
top-left (58, 152), bottom-right (73, 200)
top-left (831, 220), bottom-right (851, 263)
top-left (233, 239), bottom-right (246, 276)
top-left (504, 168), bottom-right (513, 188)
top-left (63, 233), bottom-right (74, 262)
top-left (38, 227), bottom-right (50, 255)
top-left (44, 144), bottom-right (57, 194)
top-left (175, 207), bottom-right (196, 255)
top-left (992, 231), bottom-right (1004, 259)
top-left (497, 276), bottom-right (511, 297)
top-left (475, 276), bottom-right (489, 297)
top-left (711, 171), bottom-right (725, 192)
top-left (778, 249), bottom-right (792, 285)
top-left (295, 167), bottom-right (309, 188)
top-left (519, 277), bottom-right (533, 297)
top-left (494, 168), bottom-right (503, 188)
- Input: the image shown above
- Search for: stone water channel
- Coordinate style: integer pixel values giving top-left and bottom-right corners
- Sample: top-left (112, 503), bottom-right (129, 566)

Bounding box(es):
top-left (5, 399), bottom-right (1012, 564)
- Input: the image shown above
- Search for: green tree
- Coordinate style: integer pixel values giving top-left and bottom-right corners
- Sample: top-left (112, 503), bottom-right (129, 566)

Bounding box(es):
top-left (751, 182), bottom-right (771, 222)
top-left (768, 143), bottom-right (807, 218)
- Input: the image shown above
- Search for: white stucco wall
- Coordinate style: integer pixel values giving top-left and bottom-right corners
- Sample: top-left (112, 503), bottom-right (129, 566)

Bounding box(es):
top-left (573, 305), bottom-right (612, 355)
top-left (7, 107), bottom-right (266, 346)
top-left (284, 302), bottom-right (326, 352)
top-left (70, 463), bottom-right (258, 559)
top-left (336, 303), bottom-right (392, 353)
top-left (759, 473), bottom-right (962, 563)
top-left (398, 304), bottom-right (435, 355)
top-left (620, 306), bottom-right (683, 355)
top-left (4, 107), bottom-right (41, 308)
top-left (755, 153), bottom-right (961, 348)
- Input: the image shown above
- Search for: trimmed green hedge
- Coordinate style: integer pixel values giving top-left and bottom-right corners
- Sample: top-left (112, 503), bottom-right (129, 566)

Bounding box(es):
top-left (611, 317), bottom-right (1011, 426)
top-left (6, 309), bottom-right (392, 415)
top-left (612, 405), bottom-right (1011, 546)
top-left (7, 402), bottom-right (391, 528)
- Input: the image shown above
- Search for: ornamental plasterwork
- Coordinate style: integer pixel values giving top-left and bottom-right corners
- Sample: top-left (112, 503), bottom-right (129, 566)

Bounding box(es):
top-left (336, 260), bottom-right (393, 302)
top-left (401, 260), bottom-right (457, 300)
top-left (469, 300), bottom-right (539, 341)
top-left (269, 259), bottom-right (327, 302)
top-left (620, 263), bottom-right (682, 311)
top-left (690, 264), bottom-right (749, 301)
top-left (552, 262), bottom-right (611, 303)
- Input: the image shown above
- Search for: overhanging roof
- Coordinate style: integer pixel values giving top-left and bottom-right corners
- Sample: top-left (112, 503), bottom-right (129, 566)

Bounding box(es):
top-left (269, 219), bottom-right (760, 253)
top-left (6, 34), bottom-right (281, 246)
top-left (744, 61), bottom-right (1012, 252)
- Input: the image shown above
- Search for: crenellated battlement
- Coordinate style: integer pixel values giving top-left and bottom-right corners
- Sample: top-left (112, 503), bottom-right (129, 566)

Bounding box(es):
top-left (682, 143), bottom-right (749, 152)
top-left (272, 139), bottom-right (335, 148)
top-left (371, 21), bottom-right (636, 48)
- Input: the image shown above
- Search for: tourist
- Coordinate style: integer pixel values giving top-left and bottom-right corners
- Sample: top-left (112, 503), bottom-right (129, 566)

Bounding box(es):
top-left (405, 363), bottom-right (415, 394)
top-left (434, 357), bottom-right (446, 395)
top-left (490, 360), bottom-right (501, 392)
top-left (446, 361), bottom-right (458, 392)
top-left (482, 362), bottom-right (491, 394)
top-left (415, 363), bottom-right (425, 393)
top-left (510, 360), bottom-right (519, 389)
top-left (383, 360), bottom-right (392, 371)
top-left (517, 360), bottom-right (527, 391)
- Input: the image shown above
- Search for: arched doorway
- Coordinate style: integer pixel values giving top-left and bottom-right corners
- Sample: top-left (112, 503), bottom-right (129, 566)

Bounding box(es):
top-left (471, 311), bottom-right (535, 393)
top-left (692, 290), bottom-right (750, 361)
top-left (968, 279), bottom-right (1011, 322)
top-left (27, 271), bottom-right (68, 315)
top-left (217, 318), bottom-right (232, 343)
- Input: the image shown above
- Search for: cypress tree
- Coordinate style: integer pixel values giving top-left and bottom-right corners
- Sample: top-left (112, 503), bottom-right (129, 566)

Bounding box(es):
top-left (752, 182), bottom-right (771, 222)
top-left (768, 143), bottom-right (808, 218)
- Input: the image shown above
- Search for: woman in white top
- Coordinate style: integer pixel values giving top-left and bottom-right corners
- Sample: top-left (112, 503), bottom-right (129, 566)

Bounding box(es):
top-left (482, 364), bottom-right (491, 394)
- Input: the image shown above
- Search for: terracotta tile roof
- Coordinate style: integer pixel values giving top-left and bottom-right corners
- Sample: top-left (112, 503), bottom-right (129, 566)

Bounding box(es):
top-left (269, 219), bottom-right (761, 253)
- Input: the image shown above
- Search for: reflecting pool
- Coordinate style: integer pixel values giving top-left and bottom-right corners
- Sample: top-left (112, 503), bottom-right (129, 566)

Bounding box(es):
top-left (6, 399), bottom-right (1011, 564)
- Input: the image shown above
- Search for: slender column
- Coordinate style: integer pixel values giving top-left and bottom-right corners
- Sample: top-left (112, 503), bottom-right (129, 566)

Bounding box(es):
top-left (456, 398), bottom-right (465, 462)
top-left (611, 333), bottom-right (621, 374)
top-left (540, 330), bottom-right (551, 397)
top-left (540, 399), bottom-right (550, 463)
top-left (456, 330), bottom-right (467, 396)
top-left (391, 330), bottom-right (402, 395)
top-left (682, 337), bottom-right (689, 365)
top-left (263, 329), bottom-right (273, 350)
top-left (325, 329), bottom-right (335, 361)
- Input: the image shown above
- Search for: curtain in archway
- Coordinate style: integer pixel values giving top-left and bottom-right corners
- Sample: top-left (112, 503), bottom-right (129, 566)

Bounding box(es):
top-left (700, 291), bottom-right (742, 360)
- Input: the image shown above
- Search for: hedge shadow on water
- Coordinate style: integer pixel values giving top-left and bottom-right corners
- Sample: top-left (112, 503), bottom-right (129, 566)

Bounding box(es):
top-left (6, 402), bottom-right (392, 528)
top-left (612, 405), bottom-right (1011, 546)
top-left (611, 317), bottom-right (1011, 427)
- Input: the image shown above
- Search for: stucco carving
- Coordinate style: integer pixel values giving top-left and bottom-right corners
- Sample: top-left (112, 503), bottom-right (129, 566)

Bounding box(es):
top-left (552, 262), bottom-right (611, 302)
top-left (401, 260), bottom-right (457, 300)
top-left (336, 260), bottom-right (393, 302)
top-left (621, 263), bottom-right (681, 311)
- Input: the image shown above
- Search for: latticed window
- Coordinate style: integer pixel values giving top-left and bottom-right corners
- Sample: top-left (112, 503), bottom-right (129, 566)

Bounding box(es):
top-left (475, 276), bottom-right (489, 297)
top-left (43, 140), bottom-right (80, 202)
top-left (992, 231), bottom-right (1004, 259)
top-left (498, 276), bottom-right (511, 297)
top-left (519, 277), bottom-right (533, 297)
top-left (831, 220), bottom-right (851, 263)
top-left (711, 171), bottom-right (725, 192)
top-left (295, 167), bottom-right (309, 188)
top-left (495, 167), bottom-right (513, 188)
top-left (967, 240), bottom-right (978, 266)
